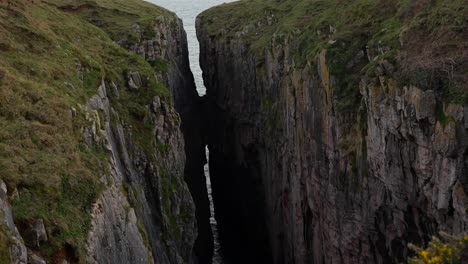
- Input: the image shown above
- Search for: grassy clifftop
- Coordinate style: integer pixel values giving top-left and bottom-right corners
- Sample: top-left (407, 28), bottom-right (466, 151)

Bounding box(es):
top-left (199, 0), bottom-right (467, 105)
top-left (45, 0), bottom-right (173, 42)
top-left (0, 0), bottom-right (176, 261)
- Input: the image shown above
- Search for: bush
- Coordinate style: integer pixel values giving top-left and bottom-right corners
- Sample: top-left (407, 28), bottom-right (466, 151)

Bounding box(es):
top-left (408, 232), bottom-right (468, 264)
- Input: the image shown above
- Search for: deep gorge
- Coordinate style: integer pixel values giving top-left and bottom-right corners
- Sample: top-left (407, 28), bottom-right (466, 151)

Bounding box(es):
top-left (0, 0), bottom-right (467, 264)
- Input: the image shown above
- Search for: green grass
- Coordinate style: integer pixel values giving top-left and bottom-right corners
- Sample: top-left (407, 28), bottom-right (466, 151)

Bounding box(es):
top-left (435, 103), bottom-right (456, 128)
top-left (136, 220), bottom-right (150, 250)
top-left (198, 0), bottom-right (466, 193)
top-left (44, 0), bottom-right (172, 42)
top-left (0, 0), bottom-right (177, 261)
top-left (148, 58), bottom-right (169, 73)
top-left (199, 0), bottom-right (467, 110)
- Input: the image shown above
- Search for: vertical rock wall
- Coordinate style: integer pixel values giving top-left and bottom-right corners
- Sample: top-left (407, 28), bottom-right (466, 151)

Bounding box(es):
top-left (197, 8), bottom-right (468, 264)
top-left (84, 81), bottom-right (195, 264)
top-left (85, 13), bottom-right (206, 264)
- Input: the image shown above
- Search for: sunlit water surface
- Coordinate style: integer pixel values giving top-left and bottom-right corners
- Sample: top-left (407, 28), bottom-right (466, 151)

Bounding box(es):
top-left (145, 1), bottom-right (236, 263)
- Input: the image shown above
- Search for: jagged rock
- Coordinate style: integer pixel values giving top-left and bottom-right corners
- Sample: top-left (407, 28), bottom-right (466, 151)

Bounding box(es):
top-left (84, 14), bottom-right (197, 264)
top-left (110, 81), bottom-right (120, 98)
top-left (75, 61), bottom-right (84, 82)
top-left (64, 82), bottom-right (75, 91)
top-left (70, 107), bottom-right (77, 118)
top-left (127, 72), bottom-right (142, 90)
top-left (27, 250), bottom-right (46, 264)
top-left (86, 187), bottom-right (151, 264)
top-left (406, 87), bottom-right (436, 121)
top-left (382, 60), bottom-right (395, 74)
top-left (26, 219), bottom-right (47, 248)
top-left (87, 95), bottom-right (105, 111)
top-left (85, 79), bottom-right (195, 263)
top-left (0, 180), bottom-right (28, 264)
top-left (82, 126), bottom-right (96, 146)
top-left (152, 96), bottom-right (161, 112)
top-left (0, 181), bottom-right (6, 197)
top-left (11, 188), bottom-right (19, 200)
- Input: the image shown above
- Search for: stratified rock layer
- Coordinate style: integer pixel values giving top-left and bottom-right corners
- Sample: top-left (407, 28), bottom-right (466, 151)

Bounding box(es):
top-left (197, 1), bottom-right (468, 263)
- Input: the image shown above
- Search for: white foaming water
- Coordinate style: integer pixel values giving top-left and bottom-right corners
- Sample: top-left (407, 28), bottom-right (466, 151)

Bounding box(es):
top-left (145, 1), bottom-right (236, 263)
top-left (204, 147), bottom-right (223, 264)
top-left (147, 0), bottom-right (235, 95)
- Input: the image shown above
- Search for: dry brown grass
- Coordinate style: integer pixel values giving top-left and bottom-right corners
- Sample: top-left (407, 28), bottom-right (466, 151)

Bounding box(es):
top-left (396, 0), bottom-right (468, 100)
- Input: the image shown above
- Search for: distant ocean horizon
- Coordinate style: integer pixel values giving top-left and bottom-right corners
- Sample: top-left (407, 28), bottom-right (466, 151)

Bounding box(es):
top-left (146, 0), bottom-right (236, 96)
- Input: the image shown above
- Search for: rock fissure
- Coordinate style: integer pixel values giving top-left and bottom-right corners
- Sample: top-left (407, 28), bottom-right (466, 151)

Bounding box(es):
top-left (1, 0), bottom-right (467, 263)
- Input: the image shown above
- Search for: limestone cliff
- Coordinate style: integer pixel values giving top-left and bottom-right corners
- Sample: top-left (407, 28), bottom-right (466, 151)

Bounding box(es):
top-left (0, 0), bottom-right (198, 263)
top-left (197, 0), bottom-right (467, 263)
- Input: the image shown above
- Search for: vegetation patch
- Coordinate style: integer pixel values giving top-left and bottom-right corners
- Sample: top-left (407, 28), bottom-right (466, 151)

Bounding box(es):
top-left (408, 232), bottom-right (468, 264)
top-left (0, 0), bottom-right (174, 261)
top-left (199, 0), bottom-right (467, 111)
top-left (148, 58), bottom-right (169, 73)
top-left (45, 0), bottom-right (171, 43)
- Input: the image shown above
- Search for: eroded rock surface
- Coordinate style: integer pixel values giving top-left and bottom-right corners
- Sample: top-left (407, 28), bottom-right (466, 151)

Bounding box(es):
top-left (197, 2), bottom-right (468, 263)
top-left (84, 14), bottom-right (200, 264)
top-left (0, 1), bottom-right (199, 263)
top-left (121, 13), bottom-right (213, 264)
top-left (0, 180), bottom-right (27, 264)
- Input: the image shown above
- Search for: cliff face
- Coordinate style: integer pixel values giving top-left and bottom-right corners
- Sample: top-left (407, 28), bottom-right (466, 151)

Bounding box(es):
top-left (121, 11), bottom-right (213, 264)
top-left (197, 1), bottom-right (468, 263)
top-left (0, 0), bottom-right (198, 263)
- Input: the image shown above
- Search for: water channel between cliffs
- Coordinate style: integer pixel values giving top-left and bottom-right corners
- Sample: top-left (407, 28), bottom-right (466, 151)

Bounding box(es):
top-left (147, 1), bottom-right (236, 263)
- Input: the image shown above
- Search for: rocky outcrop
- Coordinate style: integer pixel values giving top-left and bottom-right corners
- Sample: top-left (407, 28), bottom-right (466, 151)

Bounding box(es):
top-left (197, 2), bottom-right (468, 263)
top-left (83, 11), bottom-right (201, 264)
top-left (0, 180), bottom-right (27, 264)
top-left (83, 81), bottom-right (195, 264)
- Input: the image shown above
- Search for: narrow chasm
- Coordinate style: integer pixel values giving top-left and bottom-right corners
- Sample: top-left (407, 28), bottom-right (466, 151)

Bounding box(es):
top-left (168, 42), bottom-right (214, 264)
top-left (171, 16), bottom-right (272, 264)
top-left (180, 100), bottom-right (214, 264)
top-left (193, 16), bottom-right (273, 264)
top-left (161, 2), bottom-right (273, 264)
top-left (202, 103), bottom-right (273, 264)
